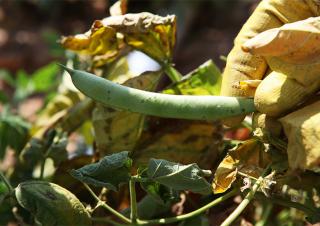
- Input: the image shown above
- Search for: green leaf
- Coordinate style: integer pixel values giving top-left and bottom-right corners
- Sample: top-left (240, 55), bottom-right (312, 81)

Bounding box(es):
top-left (16, 70), bottom-right (30, 89)
top-left (139, 167), bottom-right (179, 205)
top-left (31, 63), bottom-right (59, 92)
top-left (0, 114), bottom-right (30, 159)
top-left (15, 181), bottom-right (91, 226)
top-left (147, 159), bottom-right (212, 194)
top-left (140, 181), bottom-right (179, 205)
top-left (121, 194), bottom-right (171, 220)
top-left (137, 195), bottom-right (171, 220)
top-left (70, 151), bottom-right (132, 191)
top-left (163, 60), bottom-right (221, 95)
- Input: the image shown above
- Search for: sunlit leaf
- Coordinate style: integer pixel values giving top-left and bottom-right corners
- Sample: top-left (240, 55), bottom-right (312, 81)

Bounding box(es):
top-left (15, 181), bottom-right (91, 226)
top-left (13, 64), bottom-right (60, 101)
top-left (103, 12), bottom-right (176, 63)
top-left (61, 24), bottom-right (118, 56)
top-left (163, 60), bottom-right (222, 95)
top-left (70, 151), bottom-right (132, 191)
top-left (147, 158), bottom-right (212, 194)
top-left (212, 138), bottom-right (270, 194)
top-left (31, 62), bottom-right (59, 92)
top-left (61, 22), bottom-right (123, 67)
top-left (61, 13), bottom-right (176, 65)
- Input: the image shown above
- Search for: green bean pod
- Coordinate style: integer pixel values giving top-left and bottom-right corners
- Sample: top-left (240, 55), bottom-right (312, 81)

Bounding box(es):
top-left (61, 65), bottom-right (256, 120)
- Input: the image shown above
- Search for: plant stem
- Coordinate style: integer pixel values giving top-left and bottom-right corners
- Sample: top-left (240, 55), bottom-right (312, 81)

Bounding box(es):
top-left (129, 179), bottom-right (138, 224)
top-left (163, 64), bottom-right (182, 83)
top-left (0, 171), bottom-right (13, 193)
top-left (83, 183), bottom-right (131, 224)
top-left (136, 188), bottom-right (237, 225)
top-left (39, 158), bottom-right (46, 180)
top-left (237, 171), bottom-right (258, 181)
top-left (220, 167), bottom-right (270, 226)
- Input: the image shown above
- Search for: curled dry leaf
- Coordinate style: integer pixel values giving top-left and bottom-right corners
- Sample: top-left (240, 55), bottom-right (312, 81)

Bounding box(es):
top-left (15, 181), bottom-right (91, 226)
top-left (212, 138), bottom-right (270, 194)
top-left (61, 12), bottom-right (176, 65)
top-left (61, 25), bottom-right (122, 67)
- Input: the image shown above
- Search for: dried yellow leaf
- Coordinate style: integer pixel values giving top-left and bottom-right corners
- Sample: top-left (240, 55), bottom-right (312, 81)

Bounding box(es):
top-left (102, 12), bottom-right (176, 63)
top-left (61, 13), bottom-right (176, 65)
top-left (212, 138), bottom-right (270, 194)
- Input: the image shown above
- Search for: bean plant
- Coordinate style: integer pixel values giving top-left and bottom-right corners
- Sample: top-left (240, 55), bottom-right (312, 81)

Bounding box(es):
top-left (1, 1), bottom-right (320, 226)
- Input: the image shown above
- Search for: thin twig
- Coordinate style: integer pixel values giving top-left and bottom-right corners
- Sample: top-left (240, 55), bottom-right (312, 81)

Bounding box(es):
top-left (0, 171), bottom-right (13, 193)
top-left (39, 158), bottom-right (46, 180)
top-left (136, 188), bottom-right (238, 225)
top-left (220, 166), bottom-right (271, 226)
top-left (163, 64), bottom-right (182, 83)
top-left (129, 179), bottom-right (138, 224)
top-left (82, 183), bottom-right (131, 224)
